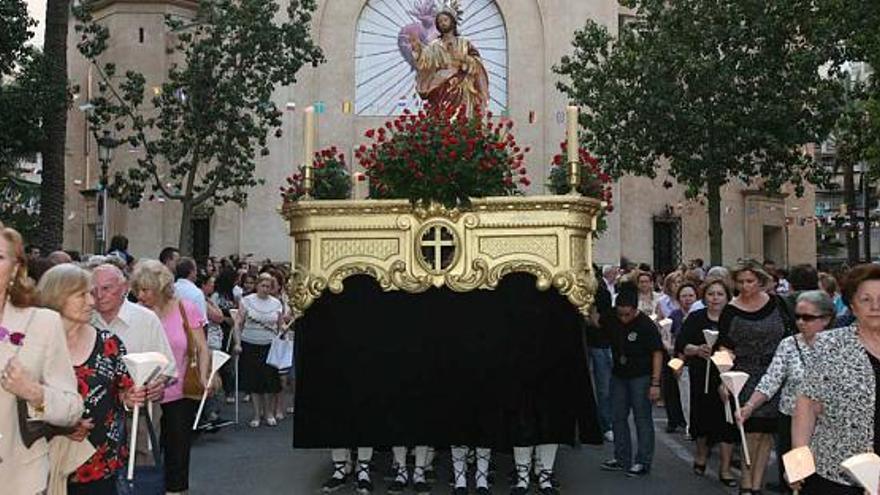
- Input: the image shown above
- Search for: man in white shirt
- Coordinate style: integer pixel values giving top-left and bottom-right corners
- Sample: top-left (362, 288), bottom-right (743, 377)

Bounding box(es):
top-left (174, 257), bottom-right (207, 320)
top-left (92, 264), bottom-right (177, 464)
top-left (602, 264), bottom-right (619, 302)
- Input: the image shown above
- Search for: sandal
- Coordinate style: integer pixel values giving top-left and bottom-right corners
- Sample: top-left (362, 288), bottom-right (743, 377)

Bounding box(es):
top-left (693, 462), bottom-right (706, 476)
top-left (720, 475), bottom-right (738, 487)
top-left (266, 416), bottom-right (278, 427)
top-left (248, 419), bottom-right (260, 428)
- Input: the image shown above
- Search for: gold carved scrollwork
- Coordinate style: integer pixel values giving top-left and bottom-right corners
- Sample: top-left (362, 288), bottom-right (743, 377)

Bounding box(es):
top-left (289, 266), bottom-right (327, 317)
top-left (389, 260), bottom-right (432, 293)
top-left (552, 271), bottom-right (598, 316)
top-left (412, 202), bottom-right (462, 222)
top-left (446, 259), bottom-right (490, 292)
top-left (327, 263), bottom-right (393, 294)
top-left (487, 261), bottom-right (553, 291)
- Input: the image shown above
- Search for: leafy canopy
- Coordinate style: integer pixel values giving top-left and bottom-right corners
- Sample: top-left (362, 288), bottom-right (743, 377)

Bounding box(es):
top-left (74, 0), bottom-right (324, 211)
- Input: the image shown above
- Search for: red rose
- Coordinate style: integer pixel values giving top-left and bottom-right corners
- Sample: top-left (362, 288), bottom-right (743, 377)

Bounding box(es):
top-left (104, 337), bottom-right (119, 356)
top-left (449, 151), bottom-right (458, 160)
top-left (365, 129), bottom-right (376, 138)
top-left (519, 177), bottom-right (531, 186)
top-left (9, 332), bottom-right (25, 346)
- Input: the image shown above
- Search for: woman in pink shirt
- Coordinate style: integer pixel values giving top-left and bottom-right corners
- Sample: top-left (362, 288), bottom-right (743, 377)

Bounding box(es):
top-left (131, 260), bottom-right (209, 495)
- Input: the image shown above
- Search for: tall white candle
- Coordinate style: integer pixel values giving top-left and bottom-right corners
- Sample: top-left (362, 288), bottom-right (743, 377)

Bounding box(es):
top-left (303, 106), bottom-right (316, 197)
top-left (566, 105), bottom-right (579, 166)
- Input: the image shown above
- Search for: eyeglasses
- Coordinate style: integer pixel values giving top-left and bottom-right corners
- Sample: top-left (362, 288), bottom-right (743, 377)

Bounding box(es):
top-left (795, 313), bottom-right (828, 322)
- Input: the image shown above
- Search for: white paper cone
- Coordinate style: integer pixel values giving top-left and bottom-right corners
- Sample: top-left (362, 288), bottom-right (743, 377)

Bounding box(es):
top-left (192, 351), bottom-right (231, 430)
top-left (667, 358), bottom-right (684, 371)
top-left (121, 352), bottom-right (168, 479)
top-left (841, 453), bottom-right (880, 495)
top-left (783, 446), bottom-right (816, 484)
top-left (721, 371), bottom-right (751, 466)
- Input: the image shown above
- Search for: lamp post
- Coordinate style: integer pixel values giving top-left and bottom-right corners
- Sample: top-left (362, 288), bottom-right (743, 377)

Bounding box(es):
top-left (96, 130), bottom-right (114, 254)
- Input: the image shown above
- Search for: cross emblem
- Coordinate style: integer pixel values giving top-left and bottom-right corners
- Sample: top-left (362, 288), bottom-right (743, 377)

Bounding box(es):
top-left (420, 224), bottom-right (457, 273)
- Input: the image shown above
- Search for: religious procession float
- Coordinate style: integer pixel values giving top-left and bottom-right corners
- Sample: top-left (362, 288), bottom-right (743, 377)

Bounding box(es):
top-left (282, 0), bottom-right (610, 450)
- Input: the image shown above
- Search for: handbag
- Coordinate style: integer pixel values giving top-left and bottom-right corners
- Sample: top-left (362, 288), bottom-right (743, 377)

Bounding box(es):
top-left (179, 301), bottom-right (205, 400)
top-left (266, 331), bottom-right (294, 370)
top-left (117, 408), bottom-right (165, 495)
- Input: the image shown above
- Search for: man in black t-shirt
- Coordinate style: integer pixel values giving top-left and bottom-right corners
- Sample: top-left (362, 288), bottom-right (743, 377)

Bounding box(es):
top-left (600, 287), bottom-right (663, 477)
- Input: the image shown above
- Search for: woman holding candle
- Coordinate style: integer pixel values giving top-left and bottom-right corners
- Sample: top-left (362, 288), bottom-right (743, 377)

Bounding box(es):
top-left (793, 264), bottom-right (880, 494)
top-left (663, 282), bottom-right (697, 434)
top-left (0, 224), bottom-right (85, 495)
top-left (130, 259), bottom-right (210, 495)
top-left (718, 260), bottom-right (794, 494)
top-left (37, 263), bottom-right (141, 495)
top-left (738, 290), bottom-right (835, 494)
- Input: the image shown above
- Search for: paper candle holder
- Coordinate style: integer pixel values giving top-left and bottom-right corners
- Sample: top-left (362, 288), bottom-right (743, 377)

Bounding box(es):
top-left (782, 446), bottom-right (816, 484)
top-left (667, 358), bottom-right (684, 371)
top-left (841, 452), bottom-right (880, 495)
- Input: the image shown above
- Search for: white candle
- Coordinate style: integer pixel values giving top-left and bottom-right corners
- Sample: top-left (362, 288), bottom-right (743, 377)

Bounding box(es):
top-left (303, 106), bottom-right (315, 197)
top-left (566, 105), bottom-right (579, 166)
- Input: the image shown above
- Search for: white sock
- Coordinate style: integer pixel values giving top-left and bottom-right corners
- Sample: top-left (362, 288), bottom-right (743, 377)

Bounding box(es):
top-left (475, 448), bottom-right (491, 489)
top-left (413, 446), bottom-right (428, 483)
top-left (513, 446), bottom-right (533, 488)
top-left (357, 447), bottom-right (373, 463)
top-left (451, 446), bottom-right (468, 488)
top-left (536, 444), bottom-right (558, 488)
top-left (356, 448), bottom-right (372, 482)
top-left (425, 446), bottom-right (435, 469)
top-left (330, 448), bottom-right (350, 479)
top-left (392, 447), bottom-right (408, 482)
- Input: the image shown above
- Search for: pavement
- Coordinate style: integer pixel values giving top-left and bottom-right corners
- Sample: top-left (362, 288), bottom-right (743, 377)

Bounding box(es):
top-left (190, 403), bottom-right (780, 494)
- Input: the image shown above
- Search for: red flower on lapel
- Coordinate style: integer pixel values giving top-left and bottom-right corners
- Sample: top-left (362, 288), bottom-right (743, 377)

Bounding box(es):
top-left (9, 332), bottom-right (24, 346)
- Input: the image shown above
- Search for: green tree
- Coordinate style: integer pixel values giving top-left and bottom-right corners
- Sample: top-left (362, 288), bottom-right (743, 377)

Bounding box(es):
top-left (0, 0), bottom-right (34, 76)
top-left (555, 0), bottom-right (841, 265)
top-left (75, 0), bottom-right (323, 254)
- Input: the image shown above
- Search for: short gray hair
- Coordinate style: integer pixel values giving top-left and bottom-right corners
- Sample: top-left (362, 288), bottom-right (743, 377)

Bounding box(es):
top-left (796, 290), bottom-right (836, 318)
top-left (602, 264), bottom-right (616, 276)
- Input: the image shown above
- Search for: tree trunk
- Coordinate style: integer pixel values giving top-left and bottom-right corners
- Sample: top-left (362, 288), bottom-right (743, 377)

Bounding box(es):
top-left (865, 175), bottom-right (872, 262)
top-left (843, 159), bottom-right (859, 264)
top-left (37, 0), bottom-right (71, 252)
top-left (178, 199), bottom-right (194, 256)
top-left (707, 176), bottom-right (723, 266)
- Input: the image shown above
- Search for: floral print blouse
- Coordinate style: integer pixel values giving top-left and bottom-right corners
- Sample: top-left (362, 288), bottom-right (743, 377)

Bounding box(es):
top-left (70, 329), bottom-right (133, 484)
top-left (801, 325), bottom-right (875, 486)
top-left (755, 334), bottom-right (815, 416)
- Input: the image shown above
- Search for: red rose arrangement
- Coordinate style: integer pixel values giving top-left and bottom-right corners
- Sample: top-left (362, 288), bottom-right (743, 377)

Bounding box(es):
top-left (547, 141), bottom-right (613, 234)
top-left (356, 104), bottom-right (530, 208)
top-left (0, 326), bottom-right (25, 346)
top-left (281, 146), bottom-right (352, 202)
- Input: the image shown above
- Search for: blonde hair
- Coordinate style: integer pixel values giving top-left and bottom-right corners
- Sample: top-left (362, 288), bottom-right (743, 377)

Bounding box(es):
top-left (36, 263), bottom-right (92, 314)
top-left (130, 259), bottom-right (176, 308)
top-left (0, 222), bottom-right (36, 307)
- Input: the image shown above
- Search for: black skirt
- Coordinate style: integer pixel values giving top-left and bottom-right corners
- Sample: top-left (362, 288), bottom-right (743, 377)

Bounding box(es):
top-left (240, 342), bottom-right (282, 394)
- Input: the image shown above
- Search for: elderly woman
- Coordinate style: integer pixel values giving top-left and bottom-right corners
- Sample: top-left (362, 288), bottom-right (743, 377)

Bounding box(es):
top-left (719, 260), bottom-right (794, 494)
top-left (38, 264), bottom-right (140, 495)
top-left (793, 264), bottom-right (880, 494)
top-left (663, 282), bottom-right (698, 434)
top-left (0, 225), bottom-right (84, 495)
top-left (235, 272), bottom-right (283, 427)
top-left (676, 277), bottom-right (737, 486)
top-left (737, 290), bottom-right (835, 493)
top-left (131, 260), bottom-right (209, 495)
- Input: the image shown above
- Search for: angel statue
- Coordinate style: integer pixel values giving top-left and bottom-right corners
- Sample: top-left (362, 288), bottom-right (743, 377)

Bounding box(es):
top-left (398, 0), bottom-right (440, 69)
top-left (408, 0), bottom-right (490, 115)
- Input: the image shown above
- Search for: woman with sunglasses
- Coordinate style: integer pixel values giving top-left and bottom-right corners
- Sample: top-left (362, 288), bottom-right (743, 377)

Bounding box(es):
top-left (738, 290), bottom-right (835, 492)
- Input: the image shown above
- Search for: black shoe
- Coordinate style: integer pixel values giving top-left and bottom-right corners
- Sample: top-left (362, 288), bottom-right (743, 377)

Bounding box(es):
top-left (356, 478), bottom-right (373, 494)
top-left (720, 475), bottom-right (738, 487)
top-left (665, 424), bottom-right (679, 434)
top-left (476, 488), bottom-right (489, 495)
top-left (453, 488), bottom-right (467, 495)
top-left (413, 480), bottom-right (431, 494)
top-left (509, 487), bottom-right (529, 495)
top-left (600, 459), bottom-right (624, 472)
top-left (539, 487), bottom-right (559, 495)
top-left (322, 476), bottom-right (347, 493)
top-left (387, 480), bottom-right (406, 494)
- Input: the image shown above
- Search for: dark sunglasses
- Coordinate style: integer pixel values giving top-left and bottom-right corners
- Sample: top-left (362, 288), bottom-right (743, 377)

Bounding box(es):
top-left (795, 313), bottom-right (828, 322)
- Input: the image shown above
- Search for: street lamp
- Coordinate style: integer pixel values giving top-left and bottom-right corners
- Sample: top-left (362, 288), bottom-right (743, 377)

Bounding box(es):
top-left (96, 130), bottom-right (115, 254)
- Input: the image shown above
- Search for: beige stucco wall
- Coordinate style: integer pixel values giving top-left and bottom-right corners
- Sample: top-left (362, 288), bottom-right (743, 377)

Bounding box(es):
top-left (62, 0), bottom-right (816, 268)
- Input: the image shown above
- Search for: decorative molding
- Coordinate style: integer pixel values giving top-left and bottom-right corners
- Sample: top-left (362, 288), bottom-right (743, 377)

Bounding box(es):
top-left (284, 195), bottom-right (602, 315)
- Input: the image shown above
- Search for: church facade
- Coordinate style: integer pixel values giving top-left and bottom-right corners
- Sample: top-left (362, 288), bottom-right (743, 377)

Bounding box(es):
top-left (62, 0), bottom-right (816, 269)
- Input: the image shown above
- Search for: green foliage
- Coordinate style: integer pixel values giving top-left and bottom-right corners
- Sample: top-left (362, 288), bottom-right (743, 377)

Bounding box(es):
top-left (555, 0), bottom-right (843, 262)
top-left (281, 146), bottom-right (352, 201)
top-left (356, 105), bottom-right (529, 209)
top-left (74, 0), bottom-right (324, 251)
top-left (0, 50), bottom-right (48, 176)
top-left (0, 176), bottom-right (39, 241)
top-left (0, 0), bottom-right (35, 77)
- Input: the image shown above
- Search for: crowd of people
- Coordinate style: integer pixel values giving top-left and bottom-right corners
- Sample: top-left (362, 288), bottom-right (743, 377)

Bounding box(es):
top-left (1, 228), bottom-right (294, 495)
top-left (4, 217), bottom-right (880, 495)
top-left (590, 256), bottom-right (873, 494)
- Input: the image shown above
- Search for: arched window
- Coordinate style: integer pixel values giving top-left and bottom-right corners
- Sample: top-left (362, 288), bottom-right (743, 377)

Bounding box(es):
top-left (354, 0), bottom-right (508, 116)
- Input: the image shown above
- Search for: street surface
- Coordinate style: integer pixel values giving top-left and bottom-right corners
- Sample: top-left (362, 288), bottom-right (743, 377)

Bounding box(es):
top-left (190, 403), bottom-right (776, 494)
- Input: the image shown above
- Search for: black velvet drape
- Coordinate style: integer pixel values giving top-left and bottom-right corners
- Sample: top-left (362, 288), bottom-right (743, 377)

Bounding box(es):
top-left (292, 273), bottom-right (602, 448)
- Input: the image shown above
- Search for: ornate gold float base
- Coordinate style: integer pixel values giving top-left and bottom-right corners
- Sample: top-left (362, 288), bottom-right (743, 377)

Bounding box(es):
top-left (282, 195), bottom-right (602, 317)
